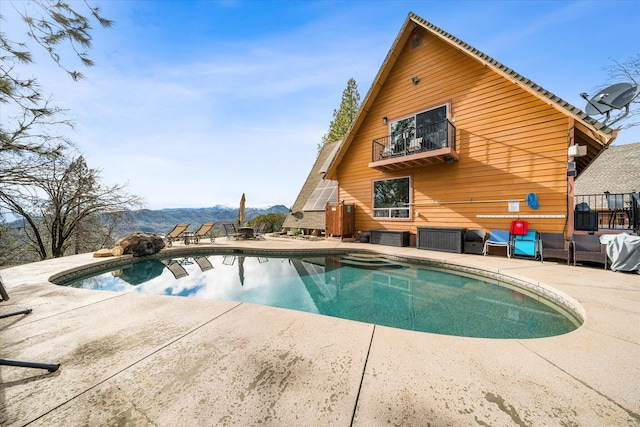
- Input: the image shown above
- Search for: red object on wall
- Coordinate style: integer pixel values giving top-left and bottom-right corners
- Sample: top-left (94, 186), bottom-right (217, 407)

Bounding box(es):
top-left (510, 220), bottom-right (528, 235)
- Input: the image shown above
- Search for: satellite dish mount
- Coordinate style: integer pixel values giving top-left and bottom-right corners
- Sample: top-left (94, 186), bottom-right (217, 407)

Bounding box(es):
top-left (581, 82), bottom-right (639, 126)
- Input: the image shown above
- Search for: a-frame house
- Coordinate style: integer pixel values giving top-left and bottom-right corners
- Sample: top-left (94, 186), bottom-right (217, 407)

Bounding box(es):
top-left (323, 12), bottom-right (617, 241)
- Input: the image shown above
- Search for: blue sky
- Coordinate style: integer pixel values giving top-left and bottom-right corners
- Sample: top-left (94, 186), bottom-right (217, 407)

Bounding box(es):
top-left (3, 0), bottom-right (639, 210)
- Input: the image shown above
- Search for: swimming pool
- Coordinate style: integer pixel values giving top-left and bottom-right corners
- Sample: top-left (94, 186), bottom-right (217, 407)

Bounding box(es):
top-left (54, 251), bottom-right (580, 339)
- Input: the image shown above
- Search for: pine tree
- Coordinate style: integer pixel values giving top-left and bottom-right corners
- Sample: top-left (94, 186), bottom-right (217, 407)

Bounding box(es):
top-left (319, 78), bottom-right (360, 152)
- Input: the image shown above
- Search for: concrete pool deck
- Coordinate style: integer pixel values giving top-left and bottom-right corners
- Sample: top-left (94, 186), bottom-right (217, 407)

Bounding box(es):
top-left (1, 237), bottom-right (638, 426)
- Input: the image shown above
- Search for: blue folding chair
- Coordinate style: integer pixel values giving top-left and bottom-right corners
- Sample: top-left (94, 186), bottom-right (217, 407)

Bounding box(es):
top-left (513, 230), bottom-right (539, 259)
top-left (483, 230), bottom-right (511, 258)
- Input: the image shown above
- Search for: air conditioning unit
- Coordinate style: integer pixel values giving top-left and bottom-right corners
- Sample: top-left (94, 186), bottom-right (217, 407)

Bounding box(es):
top-left (568, 145), bottom-right (587, 157)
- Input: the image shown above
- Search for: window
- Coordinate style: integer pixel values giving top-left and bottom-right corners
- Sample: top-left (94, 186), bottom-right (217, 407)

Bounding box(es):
top-left (373, 177), bottom-right (410, 218)
top-left (389, 105), bottom-right (448, 150)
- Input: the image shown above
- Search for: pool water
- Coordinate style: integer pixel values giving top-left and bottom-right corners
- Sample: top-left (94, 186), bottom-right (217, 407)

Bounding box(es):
top-left (59, 253), bottom-right (578, 338)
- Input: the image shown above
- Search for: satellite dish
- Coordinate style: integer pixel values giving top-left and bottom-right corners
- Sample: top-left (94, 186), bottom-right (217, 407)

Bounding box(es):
top-left (610, 84), bottom-right (640, 109)
top-left (581, 82), bottom-right (640, 126)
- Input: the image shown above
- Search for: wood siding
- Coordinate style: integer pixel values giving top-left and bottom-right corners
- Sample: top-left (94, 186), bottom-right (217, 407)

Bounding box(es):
top-left (336, 29), bottom-right (572, 235)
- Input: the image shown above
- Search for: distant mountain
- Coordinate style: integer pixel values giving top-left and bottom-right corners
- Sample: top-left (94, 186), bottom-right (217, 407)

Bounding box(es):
top-left (114, 205), bottom-right (288, 237)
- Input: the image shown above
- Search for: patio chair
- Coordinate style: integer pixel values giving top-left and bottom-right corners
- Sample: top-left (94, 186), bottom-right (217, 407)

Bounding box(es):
top-left (571, 234), bottom-right (608, 269)
top-left (380, 145), bottom-right (393, 158)
top-left (253, 223), bottom-right (267, 240)
top-left (539, 233), bottom-right (570, 264)
top-left (512, 230), bottom-right (539, 259)
top-left (407, 137), bottom-right (423, 153)
top-left (605, 192), bottom-right (630, 229)
top-left (222, 222), bottom-right (242, 240)
top-left (194, 256), bottom-right (214, 272)
top-left (0, 275), bottom-right (60, 372)
top-left (192, 223), bottom-right (215, 244)
top-left (165, 223), bottom-right (190, 247)
top-left (483, 230), bottom-right (511, 258)
top-left (165, 260), bottom-right (189, 279)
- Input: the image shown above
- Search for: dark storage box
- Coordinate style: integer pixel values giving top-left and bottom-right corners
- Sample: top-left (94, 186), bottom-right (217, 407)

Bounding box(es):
top-left (370, 230), bottom-right (410, 247)
top-left (417, 227), bottom-right (466, 253)
top-left (463, 229), bottom-right (486, 255)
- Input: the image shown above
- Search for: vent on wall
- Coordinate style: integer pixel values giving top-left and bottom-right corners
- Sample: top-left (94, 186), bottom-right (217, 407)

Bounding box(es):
top-left (411, 34), bottom-right (421, 49)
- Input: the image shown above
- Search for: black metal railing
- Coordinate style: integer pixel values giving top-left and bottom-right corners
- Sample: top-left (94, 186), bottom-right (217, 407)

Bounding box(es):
top-left (574, 192), bottom-right (639, 233)
top-left (371, 119), bottom-right (456, 162)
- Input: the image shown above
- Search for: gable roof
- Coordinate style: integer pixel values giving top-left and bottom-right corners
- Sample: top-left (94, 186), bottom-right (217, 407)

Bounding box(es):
top-left (324, 12), bottom-right (617, 179)
top-left (574, 142), bottom-right (640, 195)
top-left (282, 140), bottom-right (340, 231)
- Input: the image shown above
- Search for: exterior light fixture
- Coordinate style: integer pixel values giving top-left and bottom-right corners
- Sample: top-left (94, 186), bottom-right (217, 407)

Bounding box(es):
top-left (412, 76), bottom-right (420, 84)
top-left (382, 116), bottom-right (388, 125)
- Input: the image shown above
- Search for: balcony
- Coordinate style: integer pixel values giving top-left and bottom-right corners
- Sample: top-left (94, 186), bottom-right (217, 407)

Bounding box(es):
top-left (369, 120), bottom-right (458, 171)
top-left (574, 192), bottom-right (640, 234)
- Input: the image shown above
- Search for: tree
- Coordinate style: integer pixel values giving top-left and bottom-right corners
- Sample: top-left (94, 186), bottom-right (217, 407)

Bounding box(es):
top-left (319, 78), bottom-right (360, 152)
top-left (1, 1), bottom-right (113, 162)
top-left (0, 2), bottom-right (131, 263)
top-left (0, 155), bottom-right (142, 260)
top-left (599, 54), bottom-right (640, 130)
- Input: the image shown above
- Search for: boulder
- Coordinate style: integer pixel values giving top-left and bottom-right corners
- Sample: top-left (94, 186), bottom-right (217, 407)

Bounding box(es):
top-left (119, 232), bottom-right (165, 257)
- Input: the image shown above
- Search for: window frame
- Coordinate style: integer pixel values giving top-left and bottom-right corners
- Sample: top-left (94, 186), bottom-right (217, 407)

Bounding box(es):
top-left (372, 176), bottom-right (411, 220)
top-left (388, 103), bottom-right (449, 138)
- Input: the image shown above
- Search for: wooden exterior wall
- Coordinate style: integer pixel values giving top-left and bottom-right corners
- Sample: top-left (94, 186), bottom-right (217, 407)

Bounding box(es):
top-left (335, 29), bottom-right (572, 236)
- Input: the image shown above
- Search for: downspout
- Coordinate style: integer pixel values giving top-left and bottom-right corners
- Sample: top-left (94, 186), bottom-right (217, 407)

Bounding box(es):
top-left (566, 119), bottom-right (575, 239)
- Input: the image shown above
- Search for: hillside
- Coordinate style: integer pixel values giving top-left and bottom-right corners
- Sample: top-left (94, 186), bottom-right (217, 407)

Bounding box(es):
top-left (114, 205), bottom-right (289, 237)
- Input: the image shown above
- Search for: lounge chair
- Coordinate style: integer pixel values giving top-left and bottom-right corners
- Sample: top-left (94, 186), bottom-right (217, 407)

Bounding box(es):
top-left (192, 223), bottom-right (215, 244)
top-left (572, 234), bottom-right (608, 269)
top-left (165, 260), bottom-right (189, 279)
top-left (539, 233), bottom-right (570, 264)
top-left (483, 230), bottom-right (511, 258)
top-left (165, 224), bottom-right (190, 247)
top-left (222, 222), bottom-right (241, 240)
top-left (0, 275), bottom-right (60, 372)
top-left (195, 256), bottom-right (214, 272)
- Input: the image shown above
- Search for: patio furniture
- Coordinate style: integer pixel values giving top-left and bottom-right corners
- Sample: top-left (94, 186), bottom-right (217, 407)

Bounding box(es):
top-left (194, 256), bottom-right (214, 272)
top-left (463, 229), bottom-right (486, 255)
top-left (574, 202), bottom-right (598, 232)
top-left (605, 192), bottom-right (631, 229)
top-left (539, 233), bottom-right (571, 264)
top-left (253, 223), bottom-right (266, 240)
top-left (222, 223), bottom-right (241, 240)
top-left (483, 230), bottom-right (511, 258)
top-left (512, 230), bottom-right (539, 259)
top-left (571, 234), bottom-right (608, 269)
top-left (407, 137), bottom-right (423, 153)
top-left (165, 224), bottom-right (190, 247)
top-left (237, 226), bottom-right (255, 240)
top-left (1, 275), bottom-right (60, 372)
top-left (192, 223), bottom-right (215, 244)
top-left (165, 260), bottom-right (189, 279)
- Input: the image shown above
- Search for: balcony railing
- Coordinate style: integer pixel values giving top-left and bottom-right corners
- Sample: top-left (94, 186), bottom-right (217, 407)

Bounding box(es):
top-left (574, 192), bottom-right (640, 233)
top-left (371, 119), bottom-right (457, 164)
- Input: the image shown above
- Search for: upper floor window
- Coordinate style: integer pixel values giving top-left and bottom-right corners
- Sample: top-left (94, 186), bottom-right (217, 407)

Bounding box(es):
top-left (389, 105), bottom-right (448, 148)
top-left (373, 176), bottom-right (410, 218)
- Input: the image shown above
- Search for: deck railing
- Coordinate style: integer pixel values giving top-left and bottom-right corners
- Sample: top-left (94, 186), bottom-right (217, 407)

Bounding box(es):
top-left (574, 192), bottom-right (639, 233)
top-left (372, 119), bottom-right (456, 162)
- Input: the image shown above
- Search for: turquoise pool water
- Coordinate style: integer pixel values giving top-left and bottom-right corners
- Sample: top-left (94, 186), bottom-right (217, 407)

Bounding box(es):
top-left (58, 253), bottom-right (578, 338)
